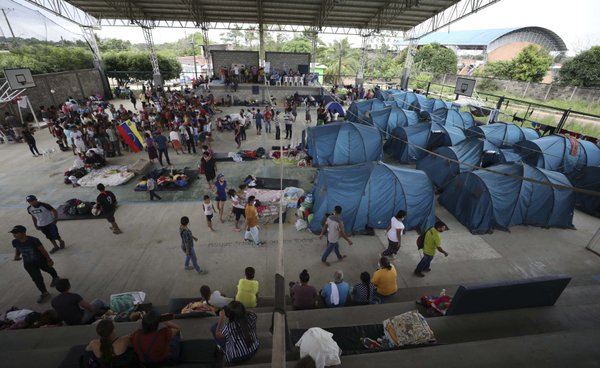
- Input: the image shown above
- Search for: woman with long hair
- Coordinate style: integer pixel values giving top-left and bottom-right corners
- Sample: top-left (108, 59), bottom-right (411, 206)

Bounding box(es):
top-left (84, 319), bottom-right (137, 367)
top-left (211, 301), bottom-right (259, 364)
top-left (351, 271), bottom-right (376, 305)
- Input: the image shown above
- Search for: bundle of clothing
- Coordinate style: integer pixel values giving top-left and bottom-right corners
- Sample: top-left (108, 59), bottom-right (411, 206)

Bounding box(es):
top-left (135, 168), bottom-right (190, 190)
top-left (62, 198), bottom-right (96, 216)
top-left (63, 168), bottom-right (87, 185)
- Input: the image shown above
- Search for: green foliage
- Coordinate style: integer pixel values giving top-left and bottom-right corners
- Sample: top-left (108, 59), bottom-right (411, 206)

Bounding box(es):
top-left (0, 44), bottom-right (93, 74)
top-left (321, 38), bottom-right (359, 85)
top-left (103, 51), bottom-right (182, 84)
top-left (476, 78), bottom-right (499, 92)
top-left (558, 46), bottom-right (600, 87)
top-left (511, 45), bottom-right (553, 82)
top-left (281, 37), bottom-right (312, 53)
top-left (478, 45), bottom-right (552, 83)
top-left (97, 37), bottom-right (133, 53)
top-left (476, 60), bottom-right (514, 79)
top-left (413, 43), bottom-right (457, 75)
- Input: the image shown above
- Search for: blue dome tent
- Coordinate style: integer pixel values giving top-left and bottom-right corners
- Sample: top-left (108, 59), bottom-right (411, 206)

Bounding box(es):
top-left (369, 107), bottom-right (416, 136)
top-left (445, 110), bottom-right (476, 130)
top-left (517, 135), bottom-right (600, 175)
top-left (440, 163), bottom-right (575, 234)
top-left (467, 122), bottom-right (539, 150)
top-left (428, 122), bottom-right (467, 148)
top-left (482, 148), bottom-right (524, 167)
top-left (308, 162), bottom-right (436, 234)
top-left (347, 99), bottom-right (385, 123)
top-left (306, 122), bottom-right (383, 167)
top-left (569, 166), bottom-right (600, 217)
top-left (325, 101), bottom-right (345, 118)
top-left (416, 138), bottom-right (484, 188)
top-left (383, 123), bottom-right (430, 163)
top-left (391, 92), bottom-right (420, 111)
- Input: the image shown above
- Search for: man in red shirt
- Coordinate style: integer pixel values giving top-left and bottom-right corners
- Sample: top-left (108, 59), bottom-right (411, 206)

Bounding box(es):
top-left (263, 106), bottom-right (273, 134)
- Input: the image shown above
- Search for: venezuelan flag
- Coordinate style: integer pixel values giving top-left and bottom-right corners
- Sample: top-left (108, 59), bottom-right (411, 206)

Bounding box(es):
top-left (117, 121), bottom-right (145, 153)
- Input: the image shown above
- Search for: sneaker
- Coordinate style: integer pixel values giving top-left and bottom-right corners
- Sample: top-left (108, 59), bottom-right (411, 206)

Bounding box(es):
top-left (49, 247), bottom-right (60, 254)
top-left (423, 268), bottom-right (432, 272)
top-left (59, 240), bottom-right (66, 249)
top-left (414, 271), bottom-right (425, 278)
top-left (338, 255), bottom-right (347, 261)
top-left (50, 277), bottom-right (60, 287)
top-left (37, 293), bottom-right (51, 303)
top-left (322, 260), bottom-right (331, 266)
top-left (184, 266), bottom-right (194, 270)
top-left (197, 270), bottom-right (208, 275)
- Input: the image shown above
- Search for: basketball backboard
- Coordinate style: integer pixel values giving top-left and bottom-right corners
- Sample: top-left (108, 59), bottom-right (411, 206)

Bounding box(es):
top-left (454, 77), bottom-right (476, 97)
top-left (3, 68), bottom-right (36, 90)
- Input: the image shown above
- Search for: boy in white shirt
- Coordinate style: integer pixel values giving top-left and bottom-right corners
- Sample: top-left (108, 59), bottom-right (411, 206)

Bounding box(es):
top-left (202, 195), bottom-right (215, 231)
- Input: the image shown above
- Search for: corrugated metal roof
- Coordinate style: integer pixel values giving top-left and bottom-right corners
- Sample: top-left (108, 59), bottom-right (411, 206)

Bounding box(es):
top-left (419, 28), bottom-right (518, 46)
top-left (64, 0), bottom-right (462, 32)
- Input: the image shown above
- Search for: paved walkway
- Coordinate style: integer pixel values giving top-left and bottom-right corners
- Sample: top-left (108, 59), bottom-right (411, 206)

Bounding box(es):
top-left (1, 99), bottom-right (599, 313)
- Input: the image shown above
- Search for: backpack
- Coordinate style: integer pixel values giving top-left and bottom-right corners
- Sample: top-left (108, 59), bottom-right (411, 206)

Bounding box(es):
top-left (416, 228), bottom-right (430, 250)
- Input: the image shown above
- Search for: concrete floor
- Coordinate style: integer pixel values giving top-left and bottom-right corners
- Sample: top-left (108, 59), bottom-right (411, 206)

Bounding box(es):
top-left (1, 99), bottom-right (599, 314)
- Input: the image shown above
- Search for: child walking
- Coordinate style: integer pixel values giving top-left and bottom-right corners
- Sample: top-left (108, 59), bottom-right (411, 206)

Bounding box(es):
top-left (202, 195), bottom-right (215, 231)
top-left (180, 216), bottom-right (208, 274)
top-left (144, 176), bottom-right (162, 201)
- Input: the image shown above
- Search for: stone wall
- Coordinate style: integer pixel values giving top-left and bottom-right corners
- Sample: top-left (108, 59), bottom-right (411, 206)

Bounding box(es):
top-left (265, 52), bottom-right (311, 74)
top-left (211, 51), bottom-right (259, 77)
top-left (431, 74), bottom-right (600, 103)
top-left (1, 69), bottom-right (106, 122)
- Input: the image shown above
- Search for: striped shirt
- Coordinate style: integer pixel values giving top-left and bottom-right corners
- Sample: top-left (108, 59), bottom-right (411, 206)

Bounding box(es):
top-left (222, 312), bottom-right (259, 363)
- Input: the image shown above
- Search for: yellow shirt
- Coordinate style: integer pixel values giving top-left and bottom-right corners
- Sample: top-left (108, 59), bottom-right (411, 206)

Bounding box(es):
top-left (423, 228), bottom-right (441, 257)
top-left (372, 265), bottom-right (398, 296)
top-left (245, 204), bottom-right (258, 228)
top-left (236, 278), bottom-right (259, 308)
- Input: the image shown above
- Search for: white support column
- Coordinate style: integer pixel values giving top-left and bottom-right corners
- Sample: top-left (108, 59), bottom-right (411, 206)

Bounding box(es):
top-left (357, 33), bottom-right (370, 87)
top-left (141, 26), bottom-right (162, 87)
top-left (202, 27), bottom-right (212, 77)
top-left (401, 37), bottom-right (418, 90)
top-left (310, 29), bottom-right (318, 73)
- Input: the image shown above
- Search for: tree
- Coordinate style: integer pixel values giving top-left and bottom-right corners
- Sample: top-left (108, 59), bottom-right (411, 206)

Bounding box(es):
top-left (97, 37), bottom-right (133, 53)
top-left (475, 60), bottom-right (514, 79)
top-left (510, 44), bottom-right (553, 82)
top-left (103, 51), bottom-right (181, 84)
top-left (413, 43), bottom-right (457, 75)
top-left (282, 36), bottom-right (312, 53)
top-left (0, 44), bottom-right (94, 74)
top-left (558, 46), bottom-right (600, 87)
top-left (322, 38), bottom-right (359, 85)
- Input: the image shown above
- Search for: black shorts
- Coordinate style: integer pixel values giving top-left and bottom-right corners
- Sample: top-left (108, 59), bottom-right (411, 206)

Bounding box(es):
top-left (206, 214), bottom-right (213, 222)
top-left (104, 210), bottom-right (116, 223)
top-left (233, 207), bottom-right (245, 221)
top-left (39, 223), bottom-right (61, 241)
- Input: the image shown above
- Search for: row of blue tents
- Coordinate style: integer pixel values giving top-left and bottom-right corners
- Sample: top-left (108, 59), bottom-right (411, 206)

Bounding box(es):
top-left (306, 94), bottom-right (600, 234)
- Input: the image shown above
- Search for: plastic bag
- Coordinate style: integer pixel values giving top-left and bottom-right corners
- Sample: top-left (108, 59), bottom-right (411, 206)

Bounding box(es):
top-left (295, 219), bottom-right (307, 231)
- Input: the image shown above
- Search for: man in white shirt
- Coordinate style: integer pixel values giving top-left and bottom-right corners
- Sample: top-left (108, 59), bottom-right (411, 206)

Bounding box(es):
top-left (381, 210), bottom-right (406, 260)
top-left (70, 126), bottom-right (86, 154)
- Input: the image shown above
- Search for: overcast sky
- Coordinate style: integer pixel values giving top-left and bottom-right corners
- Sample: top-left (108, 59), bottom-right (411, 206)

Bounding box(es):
top-left (1, 0), bottom-right (599, 55)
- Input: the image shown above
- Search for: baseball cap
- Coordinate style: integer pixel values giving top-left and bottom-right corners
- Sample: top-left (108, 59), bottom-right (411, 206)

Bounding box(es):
top-left (26, 195), bottom-right (37, 202)
top-left (9, 225), bottom-right (26, 234)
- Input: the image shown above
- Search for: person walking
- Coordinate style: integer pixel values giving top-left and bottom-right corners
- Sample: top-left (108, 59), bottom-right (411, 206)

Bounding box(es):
top-left (10, 225), bottom-right (61, 304)
top-left (22, 128), bottom-right (41, 157)
top-left (319, 205), bottom-right (353, 266)
top-left (26, 195), bottom-right (65, 254)
top-left (244, 196), bottom-right (261, 247)
top-left (202, 151), bottom-right (217, 191)
top-left (381, 210), bottom-right (406, 260)
top-left (214, 174), bottom-right (228, 223)
top-left (153, 129), bottom-right (171, 166)
top-left (234, 121), bottom-right (242, 149)
top-left (284, 109), bottom-right (294, 140)
top-left (144, 132), bottom-right (158, 163)
top-left (96, 183), bottom-right (122, 234)
top-left (414, 221), bottom-right (449, 277)
top-left (202, 195), bottom-right (216, 231)
top-left (145, 176), bottom-right (162, 201)
top-left (255, 109), bottom-right (263, 135)
top-left (305, 104), bottom-right (312, 125)
top-left (263, 107), bottom-right (272, 134)
top-left (274, 111), bottom-right (281, 140)
top-left (180, 216), bottom-right (207, 274)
